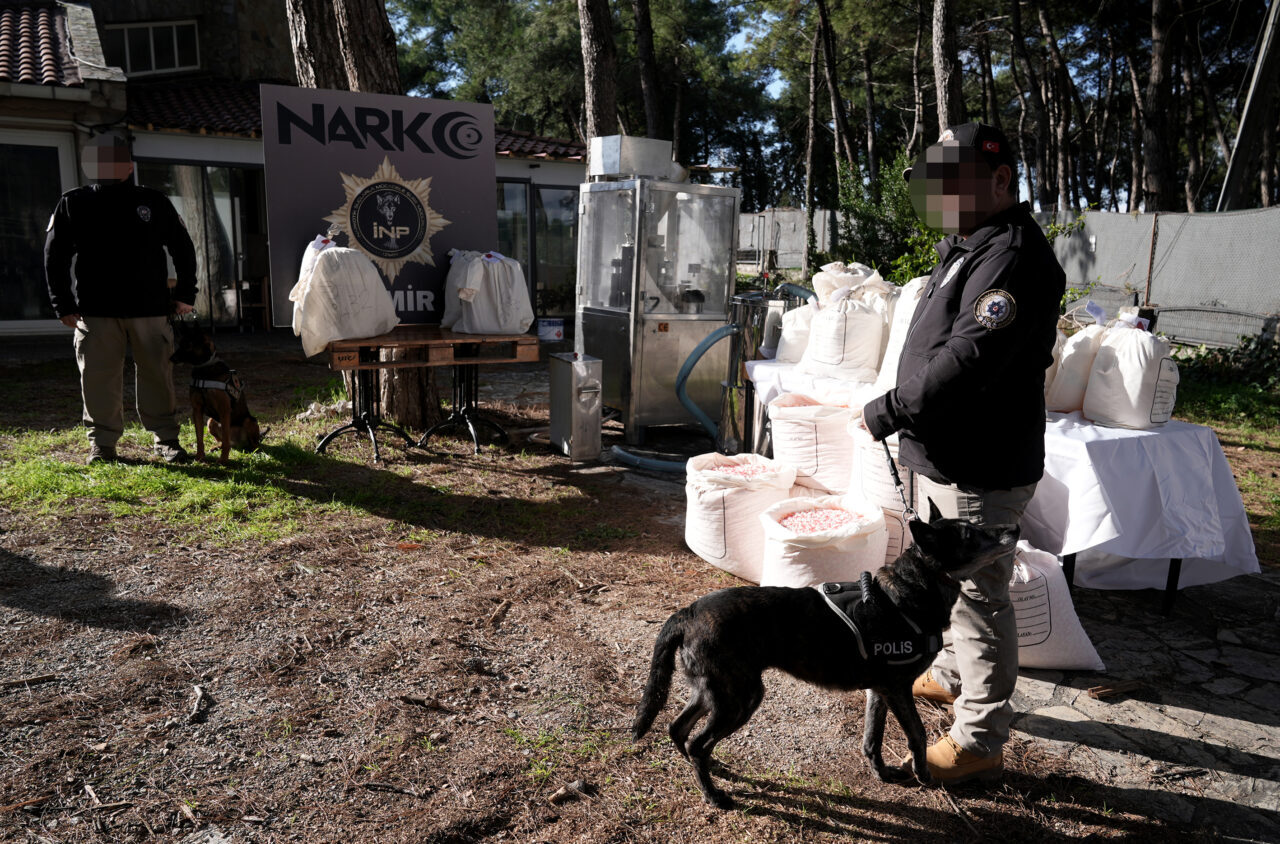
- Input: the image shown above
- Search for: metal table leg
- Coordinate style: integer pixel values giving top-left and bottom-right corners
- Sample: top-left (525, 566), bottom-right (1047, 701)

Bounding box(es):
top-left (316, 355), bottom-right (416, 462)
top-left (1162, 558), bottom-right (1182, 615)
top-left (417, 363), bottom-right (508, 454)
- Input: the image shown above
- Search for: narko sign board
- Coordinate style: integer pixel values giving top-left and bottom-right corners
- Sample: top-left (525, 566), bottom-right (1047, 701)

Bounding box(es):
top-left (260, 84), bottom-right (497, 326)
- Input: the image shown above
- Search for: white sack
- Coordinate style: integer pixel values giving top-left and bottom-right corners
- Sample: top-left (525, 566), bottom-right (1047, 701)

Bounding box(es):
top-left (873, 276), bottom-right (928, 393)
top-left (848, 424), bottom-right (909, 565)
top-left (448, 250), bottom-right (535, 335)
top-left (768, 393), bottom-right (855, 492)
top-left (291, 235), bottom-right (337, 337)
top-left (1044, 329), bottom-right (1068, 402)
top-left (800, 297), bottom-right (883, 382)
top-left (1044, 325), bottom-right (1106, 413)
top-left (441, 249), bottom-right (482, 330)
top-left (775, 303), bottom-right (816, 363)
top-left (852, 280), bottom-right (894, 370)
top-left (1010, 542), bottom-right (1105, 671)
top-left (684, 453), bottom-right (798, 584)
top-left (759, 495), bottom-right (888, 587)
top-left (1082, 324), bottom-right (1179, 429)
top-left (290, 246), bottom-right (400, 357)
top-left (812, 262), bottom-right (858, 304)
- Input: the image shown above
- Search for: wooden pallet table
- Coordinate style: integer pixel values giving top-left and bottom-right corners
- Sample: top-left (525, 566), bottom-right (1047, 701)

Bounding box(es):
top-left (322, 326), bottom-right (539, 459)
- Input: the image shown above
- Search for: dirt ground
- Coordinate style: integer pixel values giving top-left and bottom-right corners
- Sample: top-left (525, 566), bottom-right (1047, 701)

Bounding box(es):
top-left (1, 334), bottom-right (1274, 843)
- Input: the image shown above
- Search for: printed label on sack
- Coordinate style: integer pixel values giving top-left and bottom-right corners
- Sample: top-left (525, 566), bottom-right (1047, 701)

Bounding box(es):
top-left (882, 510), bottom-right (908, 561)
top-left (1150, 358), bottom-right (1179, 423)
top-left (1010, 567), bottom-right (1052, 646)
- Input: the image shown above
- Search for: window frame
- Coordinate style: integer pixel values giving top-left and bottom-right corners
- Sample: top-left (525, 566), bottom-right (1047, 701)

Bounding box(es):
top-left (102, 20), bottom-right (201, 77)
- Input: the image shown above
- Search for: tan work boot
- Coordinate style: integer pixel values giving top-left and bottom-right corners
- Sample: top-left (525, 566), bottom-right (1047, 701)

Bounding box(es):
top-left (912, 669), bottom-right (958, 705)
top-left (926, 735), bottom-right (1003, 784)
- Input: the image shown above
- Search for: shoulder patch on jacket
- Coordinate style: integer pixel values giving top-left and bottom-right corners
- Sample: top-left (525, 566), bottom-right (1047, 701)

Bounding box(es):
top-left (974, 288), bottom-right (1016, 329)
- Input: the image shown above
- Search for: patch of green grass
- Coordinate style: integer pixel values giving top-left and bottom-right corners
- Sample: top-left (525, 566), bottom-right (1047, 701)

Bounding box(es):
top-left (1175, 378), bottom-right (1280, 433)
top-left (1238, 470), bottom-right (1280, 531)
top-left (0, 422), bottom-right (455, 545)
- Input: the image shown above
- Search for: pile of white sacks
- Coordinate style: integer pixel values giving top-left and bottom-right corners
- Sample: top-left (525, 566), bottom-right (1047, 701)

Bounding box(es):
top-left (1045, 312), bottom-right (1180, 429)
top-left (679, 263), bottom-right (1170, 672)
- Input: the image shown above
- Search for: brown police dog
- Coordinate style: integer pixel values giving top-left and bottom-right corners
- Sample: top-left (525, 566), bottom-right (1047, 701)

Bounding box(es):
top-left (170, 322), bottom-right (263, 463)
top-left (632, 502), bottom-right (1019, 808)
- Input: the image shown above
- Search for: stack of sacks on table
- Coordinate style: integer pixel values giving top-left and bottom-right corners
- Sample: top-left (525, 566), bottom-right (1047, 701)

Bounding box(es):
top-left (1043, 315), bottom-right (1179, 429)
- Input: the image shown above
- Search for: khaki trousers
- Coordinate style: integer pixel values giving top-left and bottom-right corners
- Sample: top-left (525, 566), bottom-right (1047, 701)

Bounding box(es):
top-left (913, 472), bottom-right (1037, 758)
top-left (74, 316), bottom-right (180, 447)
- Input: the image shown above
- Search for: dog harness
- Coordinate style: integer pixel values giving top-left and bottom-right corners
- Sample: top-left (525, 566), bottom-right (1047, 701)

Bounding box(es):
top-left (189, 354), bottom-right (244, 402)
top-left (819, 572), bottom-right (941, 666)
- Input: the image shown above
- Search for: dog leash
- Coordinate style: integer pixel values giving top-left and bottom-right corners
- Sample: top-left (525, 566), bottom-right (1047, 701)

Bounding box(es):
top-left (881, 439), bottom-right (917, 522)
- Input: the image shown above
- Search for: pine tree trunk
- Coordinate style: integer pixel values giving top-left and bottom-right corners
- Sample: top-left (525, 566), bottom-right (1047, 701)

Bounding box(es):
top-left (286, 0), bottom-right (442, 430)
top-left (578, 0), bottom-right (617, 141)
top-left (977, 31), bottom-right (999, 128)
top-left (1125, 51), bottom-right (1145, 211)
top-left (1182, 38), bottom-right (1201, 211)
top-left (907, 2), bottom-right (926, 156)
top-left (803, 29), bottom-right (820, 281)
top-left (1009, 1), bottom-right (1054, 210)
top-left (1036, 0), bottom-right (1093, 208)
top-left (862, 47), bottom-right (879, 201)
top-left (815, 0), bottom-right (859, 176)
top-left (1261, 118), bottom-right (1275, 207)
top-left (932, 0), bottom-right (963, 132)
top-left (1128, 92), bottom-right (1142, 212)
top-left (1143, 0), bottom-right (1176, 211)
top-left (631, 0), bottom-right (662, 139)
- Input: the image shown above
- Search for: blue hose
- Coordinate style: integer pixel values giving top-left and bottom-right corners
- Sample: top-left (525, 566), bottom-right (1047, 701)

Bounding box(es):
top-left (610, 445), bottom-right (688, 473)
top-left (773, 282), bottom-right (819, 306)
top-left (675, 323), bottom-right (739, 439)
top-left (610, 322), bottom-right (740, 473)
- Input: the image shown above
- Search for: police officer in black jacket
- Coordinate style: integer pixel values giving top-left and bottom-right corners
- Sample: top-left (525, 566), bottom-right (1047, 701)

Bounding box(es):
top-left (862, 123), bottom-right (1066, 784)
top-left (45, 133), bottom-right (198, 464)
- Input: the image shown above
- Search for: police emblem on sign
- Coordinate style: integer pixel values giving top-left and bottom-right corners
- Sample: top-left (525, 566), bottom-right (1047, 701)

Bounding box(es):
top-left (974, 289), bottom-right (1016, 329)
top-left (325, 156), bottom-right (451, 280)
top-left (137, 205), bottom-right (152, 222)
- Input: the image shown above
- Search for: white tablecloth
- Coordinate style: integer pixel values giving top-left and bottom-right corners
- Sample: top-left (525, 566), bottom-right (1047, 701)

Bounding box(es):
top-left (1021, 412), bottom-right (1258, 590)
top-left (745, 360), bottom-right (1259, 591)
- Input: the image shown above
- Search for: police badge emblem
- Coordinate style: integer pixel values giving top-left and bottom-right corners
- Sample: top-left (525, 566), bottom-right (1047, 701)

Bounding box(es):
top-left (137, 205), bottom-right (152, 222)
top-left (974, 288), bottom-right (1016, 329)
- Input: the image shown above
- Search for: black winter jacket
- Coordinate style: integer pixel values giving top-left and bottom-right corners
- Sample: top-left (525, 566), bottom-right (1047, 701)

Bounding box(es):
top-left (863, 202), bottom-right (1066, 490)
top-left (44, 181), bottom-right (198, 318)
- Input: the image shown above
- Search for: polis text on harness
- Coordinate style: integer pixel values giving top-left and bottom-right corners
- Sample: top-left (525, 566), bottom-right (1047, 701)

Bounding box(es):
top-left (819, 572), bottom-right (940, 666)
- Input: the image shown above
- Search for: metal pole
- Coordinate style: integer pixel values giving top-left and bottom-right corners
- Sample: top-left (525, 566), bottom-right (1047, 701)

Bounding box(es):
top-left (1216, 0), bottom-right (1280, 211)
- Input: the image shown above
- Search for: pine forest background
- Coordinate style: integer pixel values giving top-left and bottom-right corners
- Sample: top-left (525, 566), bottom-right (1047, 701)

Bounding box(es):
top-left (388, 0), bottom-right (1279, 216)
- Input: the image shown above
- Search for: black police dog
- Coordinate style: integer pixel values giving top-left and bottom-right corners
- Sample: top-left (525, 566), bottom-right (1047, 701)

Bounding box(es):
top-left (632, 502), bottom-right (1018, 808)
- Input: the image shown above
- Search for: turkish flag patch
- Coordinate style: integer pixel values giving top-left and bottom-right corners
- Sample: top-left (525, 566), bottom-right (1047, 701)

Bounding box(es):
top-left (982, 140), bottom-right (1000, 153)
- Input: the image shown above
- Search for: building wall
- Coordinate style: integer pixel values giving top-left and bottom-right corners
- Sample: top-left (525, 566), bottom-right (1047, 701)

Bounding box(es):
top-left (92, 0), bottom-right (293, 81)
top-left (235, 0), bottom-right (295, 83)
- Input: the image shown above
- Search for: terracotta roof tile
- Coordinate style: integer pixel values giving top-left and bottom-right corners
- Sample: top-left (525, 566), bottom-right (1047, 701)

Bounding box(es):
top-left (494, 127), bottom-right (585, 162)
top-left (128, 79), bottom-right (263, 136)
top-left (0, 0), bottom-right (82, 87)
